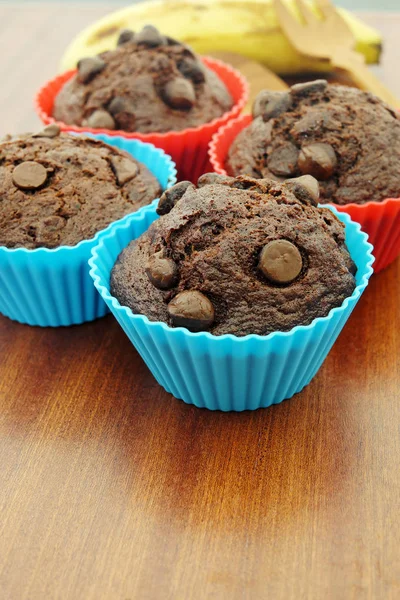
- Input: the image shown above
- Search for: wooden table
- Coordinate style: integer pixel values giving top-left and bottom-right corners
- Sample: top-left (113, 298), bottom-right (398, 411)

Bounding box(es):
top-left (1, 4), bottom-right (400, 599)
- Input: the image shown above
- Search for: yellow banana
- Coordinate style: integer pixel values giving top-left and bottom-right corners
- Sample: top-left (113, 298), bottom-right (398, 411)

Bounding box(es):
top-left (60, 0), bottom-right (382, 75)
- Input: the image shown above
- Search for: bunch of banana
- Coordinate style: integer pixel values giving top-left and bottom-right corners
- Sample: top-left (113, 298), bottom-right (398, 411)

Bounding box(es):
top-left (60, 0), bottom-right (382, 75)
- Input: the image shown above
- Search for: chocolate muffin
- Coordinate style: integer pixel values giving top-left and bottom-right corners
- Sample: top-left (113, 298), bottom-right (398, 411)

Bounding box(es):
top-left (0, 126), bottom-right (161, 249)
top-left (226, 80), bottom-right (400, 205)
top-left (54, 25), bottom-right (233, 134)
top-left (110, 173), bottom-right (356, 337)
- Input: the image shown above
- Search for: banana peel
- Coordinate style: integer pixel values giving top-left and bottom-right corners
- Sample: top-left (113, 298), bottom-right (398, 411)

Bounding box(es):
top-left (60, 0), bottom-right (382, 75)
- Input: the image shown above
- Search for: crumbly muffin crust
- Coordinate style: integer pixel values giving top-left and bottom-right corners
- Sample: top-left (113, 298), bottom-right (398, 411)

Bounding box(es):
top-left (54, 26), bottom-right (233, 134)
top-left (111, 173), bottom-right (356, 337)
top-left (227, 80), bottom-right (400, 205)
top-left (0, 127), bottom-right (161, 248)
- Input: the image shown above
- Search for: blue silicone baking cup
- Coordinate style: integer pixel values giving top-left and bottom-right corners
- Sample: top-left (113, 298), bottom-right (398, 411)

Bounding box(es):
top-left (89, 206), bottom-right (374, 411)
top-left (0, 134), bottom-right (177, 327)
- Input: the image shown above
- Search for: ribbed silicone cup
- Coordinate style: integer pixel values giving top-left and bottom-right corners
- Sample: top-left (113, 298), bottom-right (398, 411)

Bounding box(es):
top-left (209, 113), bottom-right (252, 175)
top-left (89, 206), bottom-right (374, 412)
top-left (334, 199), bottom-right (400, 273)
top-left (35, 57), bottom-right (248, 183)
top-left (0, 134), bottom-right (177, 327)
top-left (210, 114), bottom-right (400, 273)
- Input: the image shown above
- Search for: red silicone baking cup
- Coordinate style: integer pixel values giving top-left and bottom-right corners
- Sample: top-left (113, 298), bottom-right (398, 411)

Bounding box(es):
top-left (209, 114), bottom-right (400, 273)
top-left (35, 57), bottom-right (248, 184)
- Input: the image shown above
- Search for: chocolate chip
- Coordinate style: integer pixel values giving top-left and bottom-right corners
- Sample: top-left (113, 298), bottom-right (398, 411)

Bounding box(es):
top-left (168, 290), bottom-right (215, 331)
top-left (86, 109), bottom-right (116, 130)
top-left (291, 80), bottom-right (328, 97)
top-left (162, 78), bottom-right (195, 110)
top-left (108, 96), bottom-right (133, 116)
top-left (108, 97), bottom-right (135, 129)
top-left (197, 173), bottom-right (234, 187)
top-left (77, 56), bottom-right (106, 84)
top-left (135, 25), bottom-right (165, 47)
top-left (12, 161), bottom-right (48, 190)
top-left (285, 175), bottom-right (319, 206)
top-left (291, 110), bottom-right (334, 136)
top-left (110, 155), bottom-right (138, 185)
top-left (253, 91), bottom-right (292, 120)
top-left (146, 253), bottom-right (178, 289)
top-left (166, 36), bottom-right (181, 46)
top-left (181, 45), bottom-right (196, 59)
top-left (259, 240), bottom-right (303, 284)
top-left (117, 29), bottom-right (134, 46)
top-left (298, 143), bottom-right (337, 180)
top-left (268, 143), bottom-right (299, 177)
top-left (177, 58), bottom-right (206, 83)
top-left (32, 124), bottom-right (61, 139)
top-left (157, 181), bottom-right (194, 215)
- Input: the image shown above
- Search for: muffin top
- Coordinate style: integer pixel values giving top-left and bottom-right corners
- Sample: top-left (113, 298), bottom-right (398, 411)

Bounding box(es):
top-left (110, 173), bottom-right (356, 337)
top-left (0, 126), bottom-right (161, 249)
top-left (53, 25), bottom-right (233, 134)
top-left (226, 80), bottom-right (400, 205)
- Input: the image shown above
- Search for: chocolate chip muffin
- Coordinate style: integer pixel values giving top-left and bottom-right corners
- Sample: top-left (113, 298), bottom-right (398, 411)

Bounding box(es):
top-left (0, 125), bottom-right (161, 249)
top-left (53, 25), bottom-right (233, 134)
top-left (110, 173), bottom-right (356, 337)
top-left (226, 80), bottom-right (400, 205)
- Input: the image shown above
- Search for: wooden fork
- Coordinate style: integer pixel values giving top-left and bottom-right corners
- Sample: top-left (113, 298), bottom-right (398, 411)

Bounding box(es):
top-left (274, 0), bottom-right (399, 108)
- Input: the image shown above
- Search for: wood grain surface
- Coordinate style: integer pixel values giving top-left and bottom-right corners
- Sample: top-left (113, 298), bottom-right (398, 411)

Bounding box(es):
top-left (1, 4), bottom-right (400, 599)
